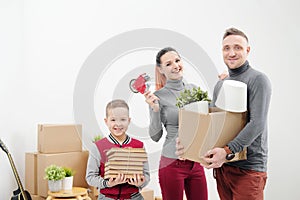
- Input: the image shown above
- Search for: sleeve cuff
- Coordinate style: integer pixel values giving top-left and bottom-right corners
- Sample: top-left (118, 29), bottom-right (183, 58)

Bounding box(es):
top-left (103, 179), bottom-right (109, 188)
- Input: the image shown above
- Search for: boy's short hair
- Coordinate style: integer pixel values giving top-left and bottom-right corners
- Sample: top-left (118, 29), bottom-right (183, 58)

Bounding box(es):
top-left (223, 27), bottom-right (248, 43)
top-left (106, 99), bottom-right (129, 117)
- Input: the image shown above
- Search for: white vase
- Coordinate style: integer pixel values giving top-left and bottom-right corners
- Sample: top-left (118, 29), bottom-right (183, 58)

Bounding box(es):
top-left (62, 176), bottom-right (73, 191)
top-left (184, 101), bottom-right (209, 114)
top-left (48, 180), bottom-right (62, 192)
top-left (215, 80), bottom-right (247, 112)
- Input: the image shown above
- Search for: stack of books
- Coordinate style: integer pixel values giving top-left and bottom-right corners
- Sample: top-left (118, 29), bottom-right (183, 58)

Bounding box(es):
top-left (104, 148), bottom-right (147, 179)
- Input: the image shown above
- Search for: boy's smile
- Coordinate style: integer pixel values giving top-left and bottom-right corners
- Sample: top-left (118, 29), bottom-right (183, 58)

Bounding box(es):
top-left (104, 107), bottom-right (131, 143)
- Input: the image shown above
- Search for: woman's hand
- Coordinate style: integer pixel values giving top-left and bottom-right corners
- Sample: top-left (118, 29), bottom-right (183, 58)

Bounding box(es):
top-left (175, 137), bottom-right (185, 160)
top-left (218, 70), bottom-right (228, 80)
top-left (107, 174), bottom-right (127, 187)
top-left (127, 174), bottom-right (145, 187)
top-left (144, 91), bottom-right (160, 112)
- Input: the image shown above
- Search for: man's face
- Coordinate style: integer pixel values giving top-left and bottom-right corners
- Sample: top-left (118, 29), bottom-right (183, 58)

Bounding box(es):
top-left (222, 35), bottom-right (250, 69)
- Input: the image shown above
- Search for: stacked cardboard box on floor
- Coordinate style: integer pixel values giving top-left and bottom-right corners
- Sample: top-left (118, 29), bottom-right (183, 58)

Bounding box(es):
top-left (30, 195), bottom-right (47, 200)
top-left (25, 124), bottom-right (89, 199)
top-left (140, 188), bottom-right (154, 200)
top-left (104, 148), bottom-right (147, 179)
top-left (88, 186), bottom-right (99, 200)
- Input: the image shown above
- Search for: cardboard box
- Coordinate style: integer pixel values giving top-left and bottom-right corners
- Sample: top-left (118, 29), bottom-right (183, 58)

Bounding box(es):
top-left (38, 124), bottom-right (82, 153)
top-left (178, 107), bottom-right (247, 165)
top-left (37, 151), bottom-right (89, 197)
top-left (30, 195), bottom-right (46, 200)
top-left (141, 188), bottom-right (154, 200)
top-left (88, 186), bottom-right (99, 200)
top-left (104, 148), bottom-right (147, 179)
top-left (25, 152), bottom-right (38, 195)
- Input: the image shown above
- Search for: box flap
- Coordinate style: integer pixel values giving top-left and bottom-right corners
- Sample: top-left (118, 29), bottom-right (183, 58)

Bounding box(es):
top-left (179, 110), bottom-right (210, 162)
top-left (198, 111), bottom-right (227, 158)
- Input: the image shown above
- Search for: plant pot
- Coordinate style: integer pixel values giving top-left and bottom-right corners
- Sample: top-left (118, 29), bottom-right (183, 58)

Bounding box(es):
top-left (184, 101), bottom-right (209, 114)
top-left (48, 180), bottom-right (62, 192)
top-left (62, 176), bottom-right (73, 191)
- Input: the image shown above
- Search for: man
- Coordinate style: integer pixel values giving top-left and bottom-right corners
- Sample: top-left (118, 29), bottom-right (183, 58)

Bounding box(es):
top-left (176, 28), bottom-right (272, 200)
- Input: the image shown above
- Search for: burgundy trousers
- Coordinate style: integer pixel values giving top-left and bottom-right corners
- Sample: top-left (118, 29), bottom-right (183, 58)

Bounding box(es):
top-left (215, 164), bottom-right (267, 200)
top-left (158, 156), bottom-right (208, 200)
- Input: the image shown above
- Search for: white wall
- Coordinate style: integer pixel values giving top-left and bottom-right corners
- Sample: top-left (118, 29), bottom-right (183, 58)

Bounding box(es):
top-left (1, 0), bottom-right (299, 199)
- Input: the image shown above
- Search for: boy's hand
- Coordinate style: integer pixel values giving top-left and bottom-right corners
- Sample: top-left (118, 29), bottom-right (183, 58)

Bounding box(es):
top-left (107, 174), bottom-right (127, 187)
top-left (127, 174), bottom-right (145, 187)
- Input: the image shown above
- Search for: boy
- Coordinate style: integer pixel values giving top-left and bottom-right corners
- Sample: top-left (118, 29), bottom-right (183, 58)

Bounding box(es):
top-left (86, 99), bottom-right (150, 200)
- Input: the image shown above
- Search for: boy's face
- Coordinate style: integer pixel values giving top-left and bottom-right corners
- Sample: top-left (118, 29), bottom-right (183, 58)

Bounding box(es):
top-left (104, 107), bottom-right (131, 139)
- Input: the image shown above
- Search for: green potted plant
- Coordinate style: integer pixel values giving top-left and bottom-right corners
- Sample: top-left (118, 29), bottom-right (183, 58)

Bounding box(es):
top-left (92, 134), bottom-right (102, 143)
top-left (44, 164), bottom-right (66, 192)
top-left (62, 167), bottom-right (75, 191)
top-left (176, 87), bottom-right (211, 113)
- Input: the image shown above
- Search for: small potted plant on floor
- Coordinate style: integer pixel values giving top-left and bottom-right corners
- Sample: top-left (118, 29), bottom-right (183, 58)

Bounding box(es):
top-left (176, 87), bottom-right (211, 114)
top-left (62, 167), bottom-right (76, 191)
top-left (44, 164), bottom-right (66, 192)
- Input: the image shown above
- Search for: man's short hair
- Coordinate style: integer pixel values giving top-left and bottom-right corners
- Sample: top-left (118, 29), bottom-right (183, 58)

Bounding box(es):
top-left (223, 27), bottom-right (248, 42)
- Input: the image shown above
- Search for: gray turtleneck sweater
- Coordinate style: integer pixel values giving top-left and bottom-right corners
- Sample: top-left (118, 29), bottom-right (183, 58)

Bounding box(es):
top-left (212, 61), bottom-right (272, 172)
top-left (149, 79), bottom-right (196, 159)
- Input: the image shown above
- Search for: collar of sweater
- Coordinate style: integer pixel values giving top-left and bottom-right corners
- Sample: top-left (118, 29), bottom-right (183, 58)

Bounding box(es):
top-left (164, 78), bottom-right (185, 91)
top-left (108, 133), bottom-right (130, 146)
top-left (228, 60), bottom-right (250, 77)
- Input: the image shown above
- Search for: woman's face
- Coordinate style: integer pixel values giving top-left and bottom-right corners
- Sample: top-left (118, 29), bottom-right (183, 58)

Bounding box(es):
top-left (158, 51), bottom-right (183, 80)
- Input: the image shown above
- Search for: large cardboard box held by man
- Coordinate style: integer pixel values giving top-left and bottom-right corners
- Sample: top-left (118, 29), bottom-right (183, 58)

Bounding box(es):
top-left (178, 107), bottom-right (247, 165)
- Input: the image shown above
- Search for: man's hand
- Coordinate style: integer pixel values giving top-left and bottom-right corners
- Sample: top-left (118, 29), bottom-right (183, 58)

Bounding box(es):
top-left (201, 147), bottom-right (227, 169)
top-left (107, 174), bottom-right (127, 187)
top-left (218, 70), bottom-right (228, 80)
top-left (127, 174), bottom-right (145, 187)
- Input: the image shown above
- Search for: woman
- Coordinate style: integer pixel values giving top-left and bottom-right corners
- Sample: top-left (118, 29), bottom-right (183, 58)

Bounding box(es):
top-left (144, 47), bottom-right (208, 200)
